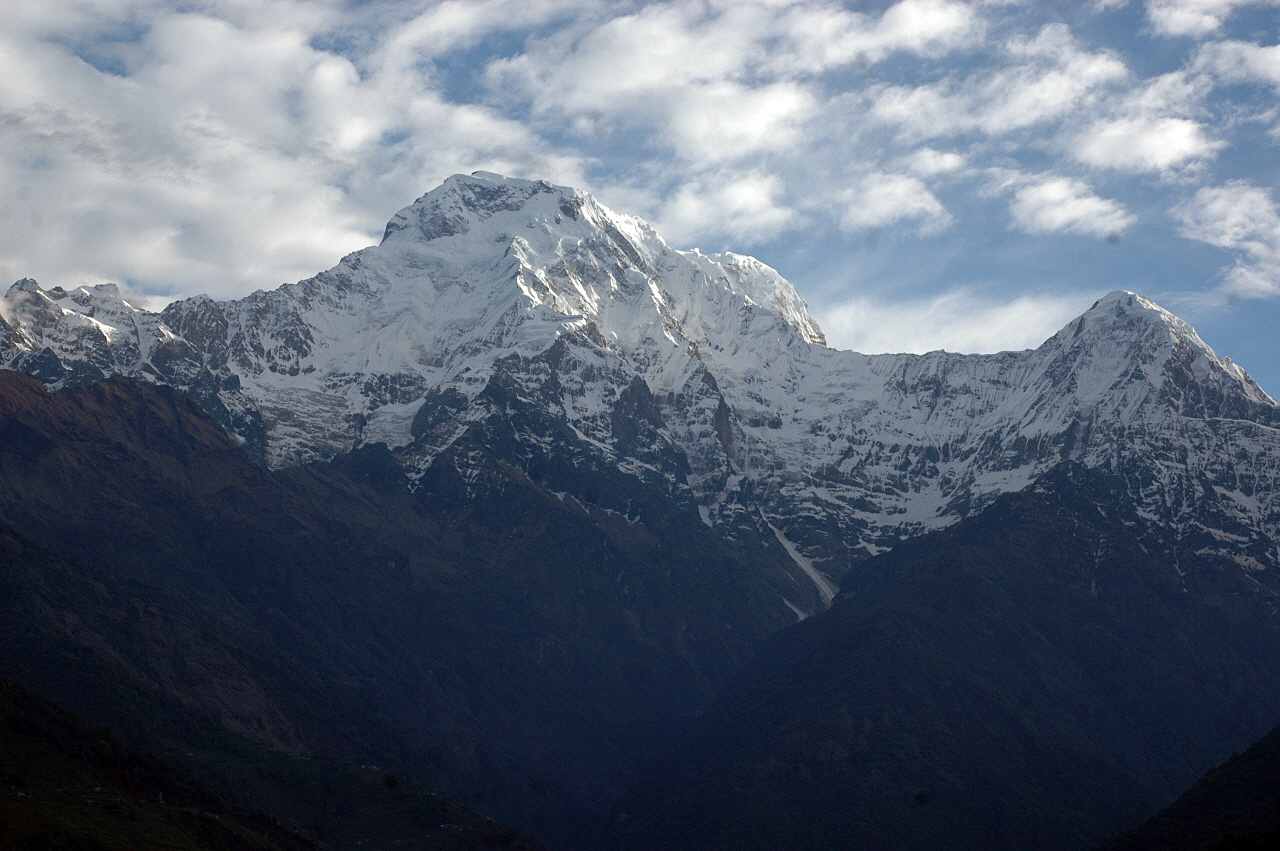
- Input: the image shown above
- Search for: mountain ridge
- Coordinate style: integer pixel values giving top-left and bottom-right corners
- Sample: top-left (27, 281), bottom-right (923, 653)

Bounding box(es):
top-left (3, 172), bottom-right (1279, 609)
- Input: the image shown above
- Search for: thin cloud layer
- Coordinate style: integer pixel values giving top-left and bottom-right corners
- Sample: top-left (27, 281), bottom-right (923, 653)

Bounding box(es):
top-left (869, 24), bottom-right (1128, 139)
top-left (819, 289), bottom-right (1089, 355)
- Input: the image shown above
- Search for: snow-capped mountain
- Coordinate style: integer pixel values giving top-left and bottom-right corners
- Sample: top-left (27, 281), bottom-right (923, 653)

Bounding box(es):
top-left (3, 172), bottom-right (1279, 607)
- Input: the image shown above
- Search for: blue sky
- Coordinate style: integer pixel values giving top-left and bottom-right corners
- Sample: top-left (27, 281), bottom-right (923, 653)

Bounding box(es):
top-left (2, 0), bottom-right (1279, 390)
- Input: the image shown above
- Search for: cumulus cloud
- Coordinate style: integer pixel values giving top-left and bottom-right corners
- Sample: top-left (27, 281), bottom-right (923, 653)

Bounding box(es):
top-left (664, 81), bottom-right (817, 164)
top-left (1055, 64), bottom-right (1222, 172)
top-left (819, 288), bottom-right (1090, 354)
top-left (487, 0), bottom-right (981, 168)
top-left (839, 173), bottom-right (951, 234)
top-left (486, 4), bottom-right (755, 116)
top-left (1177, 181), bottom-right (1280, 300)
top-left (993, 173), bottom-right (1136, 237)
top-left (1121, 68), bottom-right (1214, 116)
top-left (1146, 0), bottom-right (1280, 37)
top-left (772, 0), bottom-right (982, 73)
top-left (1073, 116), bottom-right (1223, 171)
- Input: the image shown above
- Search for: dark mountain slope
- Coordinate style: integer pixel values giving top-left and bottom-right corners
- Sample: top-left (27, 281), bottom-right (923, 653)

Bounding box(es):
top-left (607, 463), bottom-right (1280, 851)
top-left (0, 369), bottom-right (795, 844)
top-left (0, 670), bottom-right (315, 851)
top-left (1102, 721), bottom-right (1280, 851)
top-left (0, 506), bottom-right (546, 851)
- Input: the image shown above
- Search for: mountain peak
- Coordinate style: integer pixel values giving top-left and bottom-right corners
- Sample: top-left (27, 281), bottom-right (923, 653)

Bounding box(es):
top-left (1052, 289), bottom-right (1204, 358)
top-left (8, 278), bottom-right (41, 295)
top-left (366, 173), bottom-right (826, 353)
top-left (1036, 288), bottom-right (1276, 414)
top-left (1091, 289), bottom-right (1157, 311)
top-left (380, 171), bottom-right (584, 245)
top-left (1083, 290), bottom-right (1190, 333)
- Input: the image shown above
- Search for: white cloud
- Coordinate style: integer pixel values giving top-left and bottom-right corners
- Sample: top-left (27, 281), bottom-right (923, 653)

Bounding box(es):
top-left (872, 0), bottom-right (982, 54)
top-left (839, 173), bottom-right (951, 233)
top-left (998, 174), bottom-right (1136, 237)
top-left (659, 171), bottom-right (797, 245)
top-left (485, 4), bottom-right (811, 165)
top-left (870, 24), bottom-right (1128, 138)
top-left (903, 148), bottom-right (967, 176)
top-left (1122, 69), bottom-right (1214, 116)
top-left (1073, 116), bottom-right (1223, 171)
top-left (1058, 65), bottom-right (1221, 171)
top-left (819, 288), bottom-right (1091, 354)
top-left (488, 0), bottom-right (983, 168)
top-left (371, 0), bottom-right (592, 63)
top-left (0, 0), bottom-right (593, 298)
top-left (1176, 181), bottom-right (1280, 300)
top-left (485, 4), bottom-right (762, 116)
top-left (1196, 39), bottom-right (1280, 88)
top-left (773, 0), bottom-right (982, 73)
top-left (664, 81), bottom-right (817, 164)
top-left (1146, 0), bottom-right (1280, 37)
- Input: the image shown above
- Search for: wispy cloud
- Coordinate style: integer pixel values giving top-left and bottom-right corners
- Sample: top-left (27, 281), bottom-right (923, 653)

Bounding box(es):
top-left (768, 0), bottom-right (982, 74)
top-left (902, 148), bottom-right (968, 177)
top-left (869, 24), bottom-right (1128, 138)
top-left (658, 170), bottom-right (797, 245)
top-left (1195, 39), bottom-right (1280, 88)
top-left (1177, 181), bottom-right (1280, 300)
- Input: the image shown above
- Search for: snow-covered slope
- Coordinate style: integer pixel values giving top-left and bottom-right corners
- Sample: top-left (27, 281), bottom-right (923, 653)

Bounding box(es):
top-left (4, 172), bottom-right (1279, 605)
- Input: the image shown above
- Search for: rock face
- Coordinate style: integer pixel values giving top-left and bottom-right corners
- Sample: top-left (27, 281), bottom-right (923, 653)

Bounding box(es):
top-left (3, 172), bottom-right (1280, 611)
